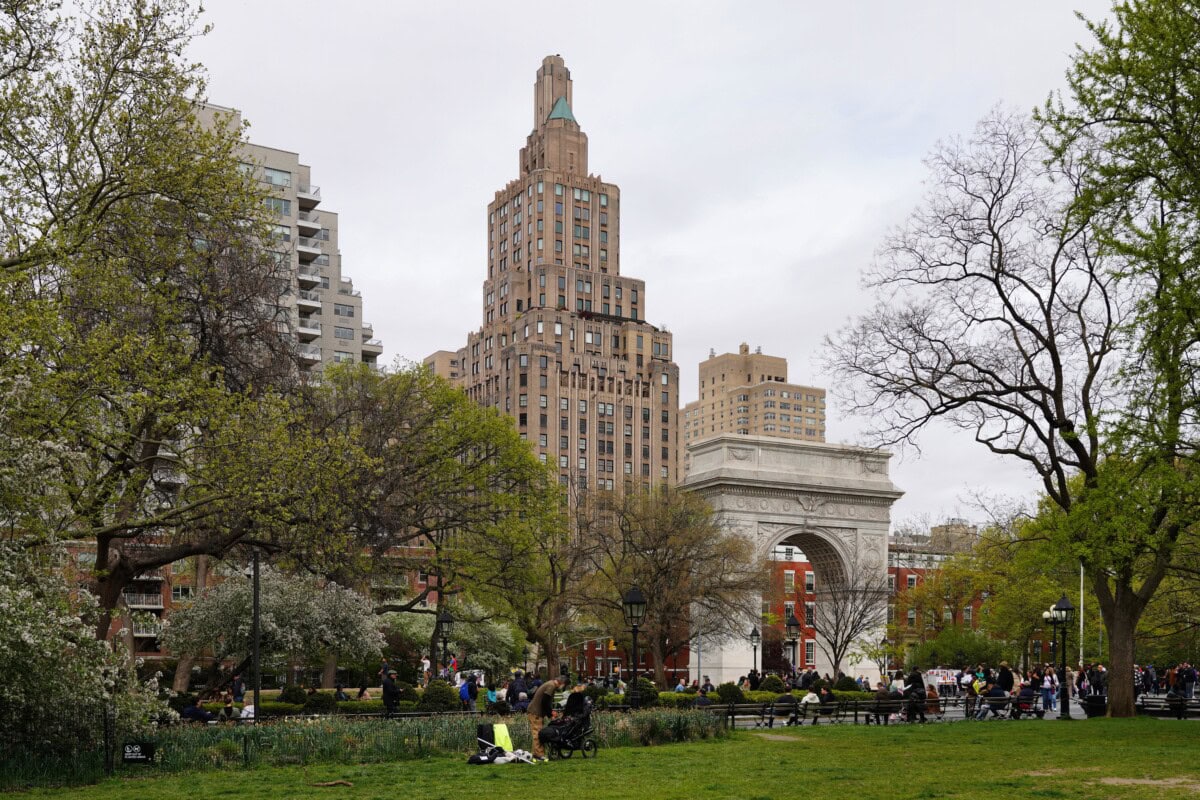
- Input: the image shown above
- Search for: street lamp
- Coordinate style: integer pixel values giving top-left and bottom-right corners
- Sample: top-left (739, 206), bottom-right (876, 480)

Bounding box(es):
top-left (622, 586), bottom-right (647, 708)
top-left (522, 646), bottom-right (529, 673)
top-left (438, 609), bottom-right (453, 679)
top-left (749, 627), bottom-right (761, 675)
top-left (243, 551), bottom-right (261, 723)
top-left (785, 614), bottom-right (800, 674)
top-left (880, 637), bottom-right (891, 681)
top-left (1042, 594), bottom-right (1075, 720)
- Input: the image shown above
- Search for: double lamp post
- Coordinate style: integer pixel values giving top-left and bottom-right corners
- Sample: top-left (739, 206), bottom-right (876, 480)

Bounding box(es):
top-left (1041, 594), bottom-right (1075, 720)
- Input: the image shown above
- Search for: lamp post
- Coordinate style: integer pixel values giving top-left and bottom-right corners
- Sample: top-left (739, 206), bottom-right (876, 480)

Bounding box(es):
top-left (1042, 594), bottom-right (1075, 720)
top-left (522, 646), bottom-right (529, 674)
top-left (622, 586), bottom-right (647, 708)
top-left (437, 609), bottom-right (453, 679)
top-left (749, 627), bottom-right (761, 675)
top-left (880, 637), bottom-right (891, 681)
top-left (243, 550), bottom-right (261, 723)
top-left (785, 613), bottom-right (800, 675)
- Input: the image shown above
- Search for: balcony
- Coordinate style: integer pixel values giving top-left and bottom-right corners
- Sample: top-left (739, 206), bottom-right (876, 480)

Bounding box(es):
top-left (296, 317), bottom-right (321, 341)
top-left (298, 343), bottom-right (322, 363)
top-left (337, 278), bottom-right (361, 297)
top-left (296, 210), bottom-right (321, 234)
top-left (296, 265), bottom-right (322, 287)
top-left (133, 621), bottom-right (163, 638)
top-left (122, 592), bottom-right (164, 609)
top-left (296, 235), bottom-right (322, 262)
top-left (361, 322), bottom-right (375, 340)
top-left (296, 183), bottom-right (321, 210)
top-left (362, 338), bottom-right (383, 355)
top-left (297, 288), bottom-right (322, 311)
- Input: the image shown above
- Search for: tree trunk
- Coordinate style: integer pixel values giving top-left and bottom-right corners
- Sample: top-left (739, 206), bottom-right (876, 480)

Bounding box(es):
top-left (1104, 600), bottom-right (1139, 718)
top-left (322, 654), bottom-right (337, 689)
top-left (650, 639), bottom-right (666, 687)
top-left (172, 556), bottom-right (208, 692)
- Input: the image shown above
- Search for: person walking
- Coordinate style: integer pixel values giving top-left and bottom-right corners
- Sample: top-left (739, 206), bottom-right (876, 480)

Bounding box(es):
top-left (527, 675), bottom-right (562, 762)
top-left (382, 669), bottom-right (400, 717)
top-left (1042, 667), bottom-right (1058, 712)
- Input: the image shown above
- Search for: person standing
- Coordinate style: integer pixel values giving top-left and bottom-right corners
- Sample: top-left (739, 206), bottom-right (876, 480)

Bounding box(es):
top-left (1042, 667), bottom-right (1058, 712)
top-left (230, 674), bottom-right (246, 704)
top-left (382, 668), bottom-right (400, 718)
top-left (527, 676), bottom-right (562, 762)
top-left (420, 655), bottom-right (431, 686)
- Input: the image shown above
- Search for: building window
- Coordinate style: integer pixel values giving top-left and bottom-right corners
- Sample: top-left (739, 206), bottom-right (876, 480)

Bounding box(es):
top-left (964, 606), bottom-right (973, 624)
top-left (333, 351), bottom-right (354, 363)
top-left (783, 570), bottom-right (795, 594)
top-left (804, 640), bottom-right (814, 666)
top-left (805, 572), bottom-right (815, 592)
top-left (804, 602), bottom-right (815, 627)
top-left (907, 574), bottom-right (917, 589)
top-left (334, 326), bottom-right (354, 340)
top-left (264, 196), bottom-right (291, 215)
top-left (333, 303), bottom-right (355, 317)
top-left (907, 608), bottom-right (917, 626)
top-left (171, 586), bottom-right (193, 602)
top-left (263, 167), bottom-right (291, 187)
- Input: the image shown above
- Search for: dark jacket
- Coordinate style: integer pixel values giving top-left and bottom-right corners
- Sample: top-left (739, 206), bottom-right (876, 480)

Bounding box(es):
top-left (382, 675), bottom-right (400, 704)
top-left (997, 666), bottom-right (1014, 693)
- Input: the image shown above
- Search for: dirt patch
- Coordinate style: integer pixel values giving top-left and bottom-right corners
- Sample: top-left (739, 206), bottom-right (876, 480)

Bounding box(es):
top-left (753, 733), bottom-right (800, 742)
top-left (1098, 777), bottom-right (1200, 791)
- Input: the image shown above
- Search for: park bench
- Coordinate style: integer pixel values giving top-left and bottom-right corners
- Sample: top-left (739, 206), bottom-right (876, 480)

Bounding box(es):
top-left (1136, 695), bottom-right (1200, 718)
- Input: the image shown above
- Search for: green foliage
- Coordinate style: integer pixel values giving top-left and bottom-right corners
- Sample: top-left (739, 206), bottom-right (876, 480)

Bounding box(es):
top-left (631, 677), bottom-right (659, 707)
top-left (759, 674), bottom-right (786, 693)
top-left (416, 680), bottom-right (459, 712)
top-left (395, 682), bottom-right (420, 704)
top-left (258, 702), bottom-right (304, 717)
top-left (302, 693), bottom-right (339, 714)
top-left (907, 626), bottom-right (1007, 671)
top-left (277, 686), bottom-right (308, 706)
top-left (834, 676), bottom-right (861, 692)
top-left (715, 682), bottom-right (745, 704)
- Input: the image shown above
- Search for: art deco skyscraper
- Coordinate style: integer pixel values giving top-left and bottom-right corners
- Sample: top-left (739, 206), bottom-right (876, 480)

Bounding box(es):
top-left (432, 55), bottom-right (679, 491)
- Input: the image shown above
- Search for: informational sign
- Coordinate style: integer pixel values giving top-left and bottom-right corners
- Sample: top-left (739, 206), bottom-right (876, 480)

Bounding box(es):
top-left (122, 742), bottom-right (156, 764)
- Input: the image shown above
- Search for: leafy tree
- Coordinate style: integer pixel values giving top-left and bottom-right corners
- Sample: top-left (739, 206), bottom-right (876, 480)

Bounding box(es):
top-left (161, 566), bottom-right (383, 681)
top-left (907, 626), bottom-right (1005, 671)
top-left (380, 601), bottom-right (523, 681)
top-left (809, 552), bottom-right (890, 677)
top-left (0, 543), bottom-right (163, 761)
top-left (582, 486), bottom-right (763, 685)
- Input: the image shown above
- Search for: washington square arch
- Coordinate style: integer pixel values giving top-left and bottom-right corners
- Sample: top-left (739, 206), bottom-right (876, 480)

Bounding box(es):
top-left (682, 435), bottom-right (903, 685)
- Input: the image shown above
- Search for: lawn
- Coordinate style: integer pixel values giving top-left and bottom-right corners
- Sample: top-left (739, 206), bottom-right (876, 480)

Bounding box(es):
top-left (16, 717), bottom-right (1200, 799)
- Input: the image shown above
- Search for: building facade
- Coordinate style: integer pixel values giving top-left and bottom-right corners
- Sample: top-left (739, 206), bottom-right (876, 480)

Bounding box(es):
top-left (430, 56), bottom-right (680, 491)
top-left (680, 343), bottom-right (826, 475)
top-left (200, 103), bottom-right (383, 373)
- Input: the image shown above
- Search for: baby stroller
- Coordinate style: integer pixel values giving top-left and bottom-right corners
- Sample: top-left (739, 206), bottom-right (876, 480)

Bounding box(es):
top-left (539, 699), bottom-right (598, 759)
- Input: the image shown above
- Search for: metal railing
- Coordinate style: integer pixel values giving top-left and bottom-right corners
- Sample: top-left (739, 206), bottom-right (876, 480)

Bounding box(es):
top-left (297, 318), bottom-right (321, 332)
top-left (297, 236), bottom-right (323, 250)
top-left (297, 289), bottom-right (322, 303)
top-left (297, 184), bottom-right (321, 198)
top-left (121, 592), bottom-right (163, 608)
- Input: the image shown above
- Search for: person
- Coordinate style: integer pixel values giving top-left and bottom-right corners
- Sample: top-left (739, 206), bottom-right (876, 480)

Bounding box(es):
top-left (800, 687), bottom-right (821, 724)
top-left (356, 684), bottom-right (372, 701)
top-left (701, 675), bottom-right (715, 693)
top-left (420, 655), bottom-right (431, 686)
top-left (230, 674), bottom-right (246, 703)
top-left (334, 683), bottom-right (350, 702)
top-left (563, 679), bottom-right (589, 717)
top-left (975, 681), bottom-right (1008, 720)
top-left (1042, 667), bottom-right (1057, 712)
top-left (1012, 682), bottom-right (1038, 719)
top-left (694, 688), bottom-right (713, 708)
top-left (239, 702), bottom-right (255, 720)
top-left (217, 690), bottom-right (236, 722)
top-left (181, 697), bottom-right (216, 723)
top-left (867, 682), bottom-right (892, 725)
top-left (997, 661), bottom-right (1015, 694)
top-left (674, 678), bottom-right (687, 693)
top-left (1166, 686), bottom-right (1188, 720)
top-left (748, 670), bottom-right (761, 691)
top-left (924, 683), bottom-right (941, 717)
top-left (527, 675), bottom-right (562, 762)
top-left (460, 673), bottom-right (479, 712)
top-left (382, 668), bottom-right (400, 717)
top-left (905, 668), bottom-right (927, 723)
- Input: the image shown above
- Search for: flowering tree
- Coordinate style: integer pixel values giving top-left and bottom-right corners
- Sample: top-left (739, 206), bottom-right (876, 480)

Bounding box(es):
top-left (0, 544), bottom-right (163, 762)
top-left (161, 567), bottom-right (384, 680)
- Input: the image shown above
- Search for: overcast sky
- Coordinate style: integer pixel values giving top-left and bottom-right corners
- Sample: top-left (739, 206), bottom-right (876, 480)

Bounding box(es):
top-left (190, 0), bottom-right (1113, 528)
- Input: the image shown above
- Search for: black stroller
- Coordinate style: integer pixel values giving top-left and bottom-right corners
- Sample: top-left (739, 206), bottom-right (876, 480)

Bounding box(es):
top-left (539, 698), bottom-right (598, 759)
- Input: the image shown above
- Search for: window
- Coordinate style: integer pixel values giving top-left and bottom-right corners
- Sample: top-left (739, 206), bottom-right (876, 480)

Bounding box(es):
top-left (333, 303), bottom-right (355, 317)
top-left (263, 167), bottom-right (291, 187)
top-left (804, 640), bottom-right (815, 666)
top-left (334, 326), bottom-right (354, 340)
top-left (264, 197), bottom-right (291, 215)
top-left (784, 601), bottom-right (795, 620)
top-left (963, 606), bottom-right (973, 623)
top-left (907, 574), bottom-right (917, 589)
top-left (907, 608), bottom-right (917, 625)
top-left (887, 574), bottom-right (896, 592)
top-left (783, 570), bottom-right (795, 593)
top-left (804, 602), bottom-right (815, 627)
top-left (333, 351), bottom-right (354, 363)
top-left (171, 586), bottom-right (193, 602)
top-left (805, 572), bottom-right (815, 592)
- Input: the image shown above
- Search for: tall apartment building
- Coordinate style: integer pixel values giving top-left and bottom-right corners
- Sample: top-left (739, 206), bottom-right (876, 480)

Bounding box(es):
top-left (199, 103), bottom-right (383, 374)
top-left (680, 343), bottom-right (826, 475)
top-left (431, 55), bottom-right (680, 491)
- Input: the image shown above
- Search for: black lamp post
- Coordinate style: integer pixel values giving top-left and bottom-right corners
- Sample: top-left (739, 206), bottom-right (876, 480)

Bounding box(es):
top-left (522, 646), bottom-right (529, 673)
top-left (438, 609), bottom-right (453, 678)
top-left (622, 586), bottom-right (647, 708)
top-left (880, 637), bottom-right (891, 681)
top-left (749, 627), bottom-right (761, 675)
top-left (243, 551), bottom-right (261, 723)
top-left (1042, 594), bottom-right (1075, 720)
top-left (785, 614), bottom-right (800, 674)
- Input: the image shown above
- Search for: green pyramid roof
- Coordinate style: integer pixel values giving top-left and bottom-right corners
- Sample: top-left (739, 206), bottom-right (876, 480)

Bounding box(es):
top-left (547, 96), bottom-right (576, 123)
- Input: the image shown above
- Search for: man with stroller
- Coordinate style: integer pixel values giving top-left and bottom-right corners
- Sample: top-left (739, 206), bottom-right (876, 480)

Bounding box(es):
top-left (527, 675), bottom-right (563, 762)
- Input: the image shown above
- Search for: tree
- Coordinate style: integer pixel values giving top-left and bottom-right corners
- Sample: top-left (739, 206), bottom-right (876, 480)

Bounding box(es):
top-left (0, 542), bottom-right (162, 762)
top-left (160, 566), bottom-right (384, 682)
top-left (0, 0), bottom-right (361, 642)
top-left (582, 487), bottom-right (763, 685)
top-left (381, 601), bottom-right (523, 681)
top-left (824, 105), bottom-right (1193, 716)
top-left (810, 553), bottom-right (890, 677)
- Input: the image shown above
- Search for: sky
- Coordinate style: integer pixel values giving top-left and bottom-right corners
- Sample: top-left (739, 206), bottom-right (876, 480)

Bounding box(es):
top-left (189, 0), bottom-right (1113, 528)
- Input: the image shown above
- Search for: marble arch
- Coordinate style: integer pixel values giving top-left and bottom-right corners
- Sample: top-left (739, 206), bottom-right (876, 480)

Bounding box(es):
top-left (682, 435), bottom-right (903, 684)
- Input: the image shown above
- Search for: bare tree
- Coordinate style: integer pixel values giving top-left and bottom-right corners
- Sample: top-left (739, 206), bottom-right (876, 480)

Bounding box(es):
top-left (811, 554), bottom-right (890, 678)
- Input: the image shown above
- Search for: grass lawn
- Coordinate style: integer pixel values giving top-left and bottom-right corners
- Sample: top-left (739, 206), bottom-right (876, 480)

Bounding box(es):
top-left (16, 717), bottom-right (1200, 799)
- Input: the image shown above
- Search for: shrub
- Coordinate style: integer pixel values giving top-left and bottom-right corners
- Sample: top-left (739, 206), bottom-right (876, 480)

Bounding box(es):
top-left (759, 675), bottom-right (787, 693)
top-left (834, 676), bottom-right (860, 692)
top-left (258, 701), bottom-right (304, 716)
top-left (583, 684), bottom-right (609, 704)
top-left (716, 682), bottom-right (744, 704)
top-left (277, 685), bottom-right (308, 705)
top-left (337, 700), bottom-right (385, 715)
top-left (303, 692), bottom-right (339, 714)
top-left (656, 692), bottom-right (689, 708)
top-left (396, 682), bottom-right (420, 703)
top-left (632, 677), bottom-right (659, 708)
top-left (417, 680), bottom-right (459, 712)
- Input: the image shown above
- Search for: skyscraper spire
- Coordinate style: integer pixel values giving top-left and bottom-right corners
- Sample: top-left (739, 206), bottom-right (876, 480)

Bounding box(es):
top-left (521, 55), bottom-right (588, 177)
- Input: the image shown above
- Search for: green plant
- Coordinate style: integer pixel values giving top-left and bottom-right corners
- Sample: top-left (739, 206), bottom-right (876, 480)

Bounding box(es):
top-left (632, 677), bottom-right (659, 707)
top-left (302, 692), bottom-right (339, 714)
top-left (395, 682), bottom-right (420, 703)
top-left (416, 680), bottom-right (459, 712)
top-left (277, 686), bottom-right (307, 705)
top-left (834, 676), bottom-right (861, 692)
top-left (759, 675), bottom-right (787, 693)
top-left (715, 682), bottom-right (744, 704)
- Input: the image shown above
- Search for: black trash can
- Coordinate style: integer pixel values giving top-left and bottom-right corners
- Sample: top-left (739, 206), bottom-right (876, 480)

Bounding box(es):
top-left (1082, 695), bottom-right (1107, 718)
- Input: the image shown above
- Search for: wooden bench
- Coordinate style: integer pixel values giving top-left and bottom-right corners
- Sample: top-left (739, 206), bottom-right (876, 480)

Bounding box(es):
top-left (1137, 696), bottom-right (1200, 718)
